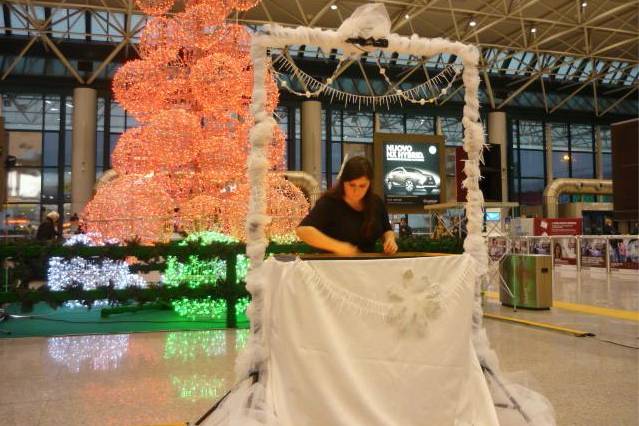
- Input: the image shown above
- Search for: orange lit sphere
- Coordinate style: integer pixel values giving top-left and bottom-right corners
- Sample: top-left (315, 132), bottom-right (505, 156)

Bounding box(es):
top-left (181, 1), bottom-right (228, 35)
top-left (195, 131), bottom-right (248, 178)
top-left (269, 126), bottom-right (287, 171)
top-left (83, 175), bottom-right (175, 244)
top-left (179, 186), bottom-right (249, 238)
top-left (190, 53), bottom-right (251, 118)
top-left (111, 110), bottom-right (200, 173)
top-left (112, 59), bottom-right (186, 122)
top-left (135, 0), bottom-right (174, 16)
top-left (266, 174), bottom-right (309, 238)
top-left (233, 0), bottom-right (260, 12)
top-left (139, 17), bottom-right (186, 62)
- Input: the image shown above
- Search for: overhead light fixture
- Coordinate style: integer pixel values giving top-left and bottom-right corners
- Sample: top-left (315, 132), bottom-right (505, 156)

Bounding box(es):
top-left (581, 1), bottom-right (587, 7)
top-left (531, 27), bottom-right (537, 33)
top-left (330, 4), bottom-right (337, 10)
top-left (562, 154), bottom-right (570, 161)
top-left (469, 19), bottom-right (477, 27)
top-left (405, 14), bottom-right (410, 20)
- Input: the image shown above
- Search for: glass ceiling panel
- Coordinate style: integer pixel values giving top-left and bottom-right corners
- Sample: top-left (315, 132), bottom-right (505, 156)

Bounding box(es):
top-left (9, 9), bottom-right (29, 36)
top-left (602, 61), bottom-right (621, 84)
top-left (579, 61), bottom-right (593, 81)
top-left (556, 57), bottom-right (575, 80)
top-left (91, 12), bottom-right (109, 41)
top-left (625, 65), bottom-right (639, 85)
top-left (505, 52), bottom-right (524, 75)
top-left (490, 50), bottom-right (510, 72)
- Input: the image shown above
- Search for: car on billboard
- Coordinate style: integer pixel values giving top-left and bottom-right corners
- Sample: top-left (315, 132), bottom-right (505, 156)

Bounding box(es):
top-left (384, 167), bottom-right (440, 193)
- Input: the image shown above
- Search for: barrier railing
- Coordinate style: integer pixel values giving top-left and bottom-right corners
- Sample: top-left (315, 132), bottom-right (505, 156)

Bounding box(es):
top-left (487, 234), bottom-right (639, 273)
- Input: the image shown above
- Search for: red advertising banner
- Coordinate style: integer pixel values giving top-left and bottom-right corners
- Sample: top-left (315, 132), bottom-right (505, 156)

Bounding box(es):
top-left (581, 238), bottom-right (607, 268)
top-left (534, 218), bottom-right (582, 236)
top-left (608, 238), bottom-right (639, 270)
top-left (552, 238), bottom-right (578, 266)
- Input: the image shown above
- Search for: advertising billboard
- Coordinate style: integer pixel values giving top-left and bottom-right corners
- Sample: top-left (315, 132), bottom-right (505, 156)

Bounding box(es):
top-left (374, 133), bottom-right (445, 213)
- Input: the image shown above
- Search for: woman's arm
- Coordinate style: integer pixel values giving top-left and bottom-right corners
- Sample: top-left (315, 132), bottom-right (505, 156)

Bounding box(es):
top-left (296, 226), bottom-right (360, 255)
top-left (382, 230), bottom-right (398, 255)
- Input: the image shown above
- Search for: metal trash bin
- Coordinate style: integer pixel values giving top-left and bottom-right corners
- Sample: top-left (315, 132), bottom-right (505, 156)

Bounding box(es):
top-left (499, 255), bottom-right (553, 309)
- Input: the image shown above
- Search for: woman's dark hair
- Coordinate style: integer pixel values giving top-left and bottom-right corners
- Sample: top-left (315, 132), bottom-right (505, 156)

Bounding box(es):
top-left (327, 156), bottom-right (376, 237)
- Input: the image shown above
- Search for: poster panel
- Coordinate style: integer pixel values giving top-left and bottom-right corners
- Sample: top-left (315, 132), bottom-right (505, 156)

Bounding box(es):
top-left (374, 133), bottom-right (445, 213)
top-left (552, 238), bottom-right (578, 266)
top-left (580, 238), bottom-right (607, 268)
top-left (608, 238), bottom-right (639, 270)
top-left (529, 238), bottom-right (551, 255)
top-left (512, 238), bottom-right (529, 254)
top-left (488, 237), bottom-right (508, 261)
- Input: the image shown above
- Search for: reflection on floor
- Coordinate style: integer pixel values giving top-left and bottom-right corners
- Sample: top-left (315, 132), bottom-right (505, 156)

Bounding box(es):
top-left (0, 268), bottom-right (636, 426)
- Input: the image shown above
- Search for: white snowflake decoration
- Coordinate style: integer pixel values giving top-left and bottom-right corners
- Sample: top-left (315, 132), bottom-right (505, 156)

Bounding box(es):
top-left (387, 269), bottom-right (442, 336)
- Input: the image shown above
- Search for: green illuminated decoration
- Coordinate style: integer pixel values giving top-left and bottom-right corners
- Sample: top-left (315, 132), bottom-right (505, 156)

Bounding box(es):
top-left (162, 231), bottom-right (250, 289)
top-left (235, 297), bottom-right (250, 316)
top-left (163, 256), bottom-right (226, 288)
top-left (235, 328), bottom-right (250, 352)
top-left (164, 330), bottom-right (227, 361)
top-left (171, 297), bottom-right (227, 320)
top-left (181, 231), bottom-right (239, 245)
top-left (171, 374), bottom-right (226, 401)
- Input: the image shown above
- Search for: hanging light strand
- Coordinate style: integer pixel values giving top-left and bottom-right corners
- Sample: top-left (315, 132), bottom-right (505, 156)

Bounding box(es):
top-left (271, 50), bottom-right (461, 109)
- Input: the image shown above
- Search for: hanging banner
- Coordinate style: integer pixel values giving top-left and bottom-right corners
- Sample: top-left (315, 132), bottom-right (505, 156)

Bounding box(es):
top-left (552, 238), bottom-right (578, 266)
top-left (580, 238), bottom-right (607, 268)
top-left (608, 238), bottom-right (639, 270)
top-left (534, 218), bottom-right (582, 236)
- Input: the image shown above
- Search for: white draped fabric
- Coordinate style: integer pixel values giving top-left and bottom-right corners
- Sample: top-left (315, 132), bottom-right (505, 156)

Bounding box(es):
top-left (205, 254), bottom-right (499, 425)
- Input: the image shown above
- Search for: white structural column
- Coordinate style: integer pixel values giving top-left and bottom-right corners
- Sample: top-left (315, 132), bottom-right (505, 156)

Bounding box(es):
top-left (487, 112), bottom-right (508, 202)
top-left (71, 87), bottom-right (97, 215)
top-left (301, 100), bottom-right (322, 185)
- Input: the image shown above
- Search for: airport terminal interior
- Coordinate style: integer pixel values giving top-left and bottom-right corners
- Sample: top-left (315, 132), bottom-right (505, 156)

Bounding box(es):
top-left (0, 0), bottom-right (637, 425)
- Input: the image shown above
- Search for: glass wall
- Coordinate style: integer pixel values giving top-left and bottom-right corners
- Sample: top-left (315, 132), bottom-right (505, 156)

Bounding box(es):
top-left (599, 125), bottom-right (612, 179)
top-left (511, 119), bottom-right (608, 207)
top-left (1, 94), bottom-right (70, 235)
top-left (511, 120), bottom-right (545, 205)
top-left (0, 92), bottom-right (137, 235)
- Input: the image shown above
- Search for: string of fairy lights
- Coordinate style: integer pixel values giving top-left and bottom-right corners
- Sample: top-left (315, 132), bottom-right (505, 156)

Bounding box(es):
top-left (271, 49), bottom-right (461, 109)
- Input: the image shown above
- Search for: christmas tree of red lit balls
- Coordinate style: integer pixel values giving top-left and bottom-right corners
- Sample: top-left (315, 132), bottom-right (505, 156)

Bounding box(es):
top-left (83, 0), bottom-right (308, 244)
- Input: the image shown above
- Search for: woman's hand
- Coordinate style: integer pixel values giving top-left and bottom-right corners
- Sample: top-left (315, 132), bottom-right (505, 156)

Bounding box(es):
top-left (334, 242), bottom-right (361, 256)
top-left (383, 232), bottom-right (398, 255)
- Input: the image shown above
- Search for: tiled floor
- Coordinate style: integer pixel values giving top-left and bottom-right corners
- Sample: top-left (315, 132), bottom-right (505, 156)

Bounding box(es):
top-left (0, 268), bottom-right (637, 426)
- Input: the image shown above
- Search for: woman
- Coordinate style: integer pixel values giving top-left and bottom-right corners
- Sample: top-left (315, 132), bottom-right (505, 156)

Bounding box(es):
top-left (296, 156), bottom-right (398, 256)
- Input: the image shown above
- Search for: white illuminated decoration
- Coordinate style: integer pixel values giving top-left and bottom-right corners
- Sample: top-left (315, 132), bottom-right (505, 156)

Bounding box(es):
top-left (62, 299), bottom-right (111, 309)
top-left (47, 257), bottom-right (147, 291)
top-left (428, 145), bottom-right (437, 155)
top-left (63, 233), bottom-right (98, 247)
top-left (47, 335), bottom-right (129, 373)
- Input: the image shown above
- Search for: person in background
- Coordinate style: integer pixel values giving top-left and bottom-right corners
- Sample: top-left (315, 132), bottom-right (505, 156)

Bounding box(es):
top-left (603, 217), bottom-right (616, 235)
top-left (68, 213), bottom-right (81, 235)
top-left (36, 211), bottom-right (60, 241)
top-left (398, 217), bottom-right (413, 239)
top-left (296, 156), bottom-right (397, 256)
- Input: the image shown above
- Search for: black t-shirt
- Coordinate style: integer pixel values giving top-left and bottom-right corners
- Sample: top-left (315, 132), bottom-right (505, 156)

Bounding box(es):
top-left (299, 194), bottom-right (392, 252)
